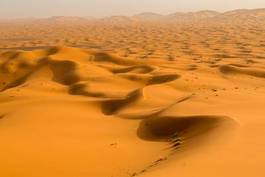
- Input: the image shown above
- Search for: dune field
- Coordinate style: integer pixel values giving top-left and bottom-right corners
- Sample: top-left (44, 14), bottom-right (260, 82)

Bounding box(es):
top-left (0, 9), bottom-right (265, 177)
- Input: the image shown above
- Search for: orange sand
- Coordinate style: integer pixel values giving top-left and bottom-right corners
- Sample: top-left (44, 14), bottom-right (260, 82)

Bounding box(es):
top-left (0, 9), bottom-right (265, 177)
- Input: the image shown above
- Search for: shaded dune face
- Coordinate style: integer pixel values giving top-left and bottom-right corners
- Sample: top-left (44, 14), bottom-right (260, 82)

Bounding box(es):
top-left (0, 57), bottom-right (80, 91)
top-left (0, 46), bottom-right (237, 138)
top-left (219, 65), bottom-right (265, 78)
top-left (0, 10), bottom-right (265, 176)
top-left (0, 46), bottom-right (239, 177)
top-left (138, 116), bottom-right (227, 141)
top-left (110, 65), bottom-right (155, 74)
top-left (49, 60), bottom-right (80, 85)
top-left (137, 115), bottom-right (236, 151)
top-left (101, 89), bottom-right (142, 115)
top-left (0, 114), bottom-right (5, 119)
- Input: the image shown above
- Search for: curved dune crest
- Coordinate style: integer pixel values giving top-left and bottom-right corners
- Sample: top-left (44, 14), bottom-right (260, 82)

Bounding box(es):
top-left (219, 64), bottom-right (265, 78)
top-left (1, 11), bottom-right (265, 176)
top-left (101, 89), bottom-right (142, 115)
top-left (0, 46), bottom-right (250, 177)
top-left (147, 74), bottom-right (180, 85)
top-left (110, 65), bottom-right (156, 74)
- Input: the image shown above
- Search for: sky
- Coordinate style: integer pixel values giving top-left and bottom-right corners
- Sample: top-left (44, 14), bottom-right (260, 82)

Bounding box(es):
top-left (1, 0), bottom-right (265, 18)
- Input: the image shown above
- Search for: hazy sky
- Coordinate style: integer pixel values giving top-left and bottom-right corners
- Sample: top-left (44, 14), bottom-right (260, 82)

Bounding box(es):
top-left (1, 0), bottom-right (265, 18)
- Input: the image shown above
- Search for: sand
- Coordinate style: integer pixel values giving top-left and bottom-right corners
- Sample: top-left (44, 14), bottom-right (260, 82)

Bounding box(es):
top-left (0, 9), bottom-right (265, 177)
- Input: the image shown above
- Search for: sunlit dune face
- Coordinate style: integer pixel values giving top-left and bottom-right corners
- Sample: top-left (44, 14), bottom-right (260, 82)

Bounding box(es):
top-left (0, 9), bottom-right (265, 177)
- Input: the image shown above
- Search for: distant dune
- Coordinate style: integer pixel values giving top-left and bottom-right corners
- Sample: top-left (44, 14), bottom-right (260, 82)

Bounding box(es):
top-left (1, 8), bottom-right (265, 24)
top-left (133, 12), bottom-right (165, 21)
top-left (0, 8), bottom-right (265, 177)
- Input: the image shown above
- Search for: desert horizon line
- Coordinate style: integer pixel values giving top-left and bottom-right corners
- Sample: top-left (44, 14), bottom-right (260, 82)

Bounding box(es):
top-left (1, 7), bottom-right (264, 20)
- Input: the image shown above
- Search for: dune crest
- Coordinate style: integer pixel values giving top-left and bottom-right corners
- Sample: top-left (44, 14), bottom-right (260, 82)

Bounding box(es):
top-left (0, 46), bottom-right (243, 177)
top-left (0, 9), bottom-right (265, 176)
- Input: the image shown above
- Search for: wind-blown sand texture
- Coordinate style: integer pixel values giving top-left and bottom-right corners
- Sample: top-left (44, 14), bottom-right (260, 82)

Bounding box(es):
top-left (0, 9), bottom-right (265, 177)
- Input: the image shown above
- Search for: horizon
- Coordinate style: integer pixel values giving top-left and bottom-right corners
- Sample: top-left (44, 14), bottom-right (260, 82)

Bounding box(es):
top-left (1, 0), bottom-right (265, 18)
top-left (0, 8), bottom-right (265, 20)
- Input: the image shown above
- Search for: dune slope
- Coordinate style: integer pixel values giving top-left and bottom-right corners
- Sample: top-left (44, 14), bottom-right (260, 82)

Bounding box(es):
top-left (0, 45), bottom-right (264, 177)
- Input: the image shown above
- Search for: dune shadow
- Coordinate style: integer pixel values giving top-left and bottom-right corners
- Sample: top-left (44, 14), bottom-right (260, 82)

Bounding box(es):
top-left (0, 114), bottom-right (6, 119)
top-left (0, 72), bottom-right (33, 92)
top-left (137, 115), bottom-right (236, 142)
top-left (49, 60), bottom-right (80, 85)
top-left (147, 74), bottom-right (180, 85)
top-left (101, 89), bottom-right (142, 115)
top-left (111, 65), bottom-right (155, 74)
top-left (219, 65), bottom-right (265, 78)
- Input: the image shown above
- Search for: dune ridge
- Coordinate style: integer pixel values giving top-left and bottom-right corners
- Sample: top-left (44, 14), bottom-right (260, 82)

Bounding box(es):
top-left (0, 9), bottom-right (265, 177)
top-left (0, 46), bottom-right (243, 177)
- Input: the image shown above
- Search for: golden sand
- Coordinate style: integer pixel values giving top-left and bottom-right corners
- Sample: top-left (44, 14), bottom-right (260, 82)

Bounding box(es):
top-left (0, 9), bottom-right (265, 177)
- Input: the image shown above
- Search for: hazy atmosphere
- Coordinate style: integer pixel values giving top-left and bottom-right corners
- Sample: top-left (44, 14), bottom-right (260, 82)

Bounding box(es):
top-left (1, 0), bottom-right (265, 18)
top-left (0, 1), bottom-right (265, 177)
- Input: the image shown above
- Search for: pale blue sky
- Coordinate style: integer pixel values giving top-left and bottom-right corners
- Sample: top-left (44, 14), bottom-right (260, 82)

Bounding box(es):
top-left (1, 0), bottom-right (265, 18)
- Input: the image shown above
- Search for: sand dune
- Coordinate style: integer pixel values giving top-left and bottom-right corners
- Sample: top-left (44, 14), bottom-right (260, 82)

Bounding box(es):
top-left (0, 9), bottom-right (265, 177)
top-left (219, 64), bottom-right (265, 78)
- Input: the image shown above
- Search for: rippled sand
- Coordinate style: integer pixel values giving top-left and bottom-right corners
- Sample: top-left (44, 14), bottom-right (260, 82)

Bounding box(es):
top-left (0, 9), bottom-right (265, 177)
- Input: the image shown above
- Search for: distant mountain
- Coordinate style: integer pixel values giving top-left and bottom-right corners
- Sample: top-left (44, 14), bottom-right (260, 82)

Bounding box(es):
top-left (128, 10), bottom-right (220, 23)
top-left (101, 16), bottom-right (137, 25)
top-left (133, 12), bottom-right (164, 21)
top-left (207, 8), bottom-right (265, 24)
top-left (222, 8), bottom-right (265, 18)
top-left (39, 16), bottom-right (89, 24)
top-left (168, 10), bottom-right (220, 22)
top-left (130, 10), bottom-right (221, 23)
top-left (0, 8), bottom-right (265, 25)
top-left (192, 10), bottom-right (220, 18)
top-left (165, 9), bottom-right (265, 23)
top-left (0, 17), bottom-right (37, 24)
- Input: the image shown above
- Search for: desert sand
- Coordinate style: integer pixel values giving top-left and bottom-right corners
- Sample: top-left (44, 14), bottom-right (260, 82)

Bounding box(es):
top-left (0, 9), bottom-right (265, 177)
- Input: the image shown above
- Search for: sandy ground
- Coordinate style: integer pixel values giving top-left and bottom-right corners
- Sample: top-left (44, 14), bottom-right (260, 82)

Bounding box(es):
top-left (0, 9), bottom-right (265, 177)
